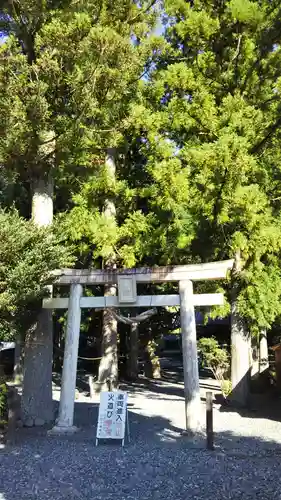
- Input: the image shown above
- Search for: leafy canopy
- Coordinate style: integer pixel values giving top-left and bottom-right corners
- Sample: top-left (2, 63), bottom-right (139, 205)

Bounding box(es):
top-left (134, 0), bottom-right (281, 332)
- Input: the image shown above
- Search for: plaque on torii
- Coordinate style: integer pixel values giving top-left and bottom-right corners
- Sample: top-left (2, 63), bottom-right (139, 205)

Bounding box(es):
top-left (117, 275), bottom-right (137, 303)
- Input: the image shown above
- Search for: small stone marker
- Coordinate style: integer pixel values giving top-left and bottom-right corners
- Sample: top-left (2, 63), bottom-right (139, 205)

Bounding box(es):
top-left (96, 391), bottom-right (130, 446)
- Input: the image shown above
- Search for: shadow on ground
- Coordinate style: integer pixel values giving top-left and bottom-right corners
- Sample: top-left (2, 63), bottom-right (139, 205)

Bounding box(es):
top-left (219, 393), bottom-right (281, 423)
top-left (124, 375), bottom-right (281, 423)
top-left (2, 368), bottom-right (281, 499)
top-left (53, 370), bottom-right (281, 419)
top-left (1, 400), bottom-right (281, 500)
top-left (1, 400), bottom-right (281, 451)
top-left (120, 377), bottom-right (224, 405)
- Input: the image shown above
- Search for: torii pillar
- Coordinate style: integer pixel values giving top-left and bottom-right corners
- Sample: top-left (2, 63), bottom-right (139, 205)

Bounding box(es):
top-left (179, 280), bottom-right (200, 433)
top-left (50, 283), bottom-right (82, 433)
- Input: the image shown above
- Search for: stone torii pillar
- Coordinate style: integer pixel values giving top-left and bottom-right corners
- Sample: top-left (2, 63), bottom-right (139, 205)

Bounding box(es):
top-left (51, 283), bottom-right (82, 433)
top-left (179, 280), bottom-right (200, 433)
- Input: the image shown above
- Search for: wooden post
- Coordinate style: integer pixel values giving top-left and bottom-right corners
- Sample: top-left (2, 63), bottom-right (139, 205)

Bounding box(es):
top-left (206, 391), bottom-right (214, 450)
top-left (179, 280), bottom-right (201, 433)
top-left (51, 283), bottom-right (82, 433)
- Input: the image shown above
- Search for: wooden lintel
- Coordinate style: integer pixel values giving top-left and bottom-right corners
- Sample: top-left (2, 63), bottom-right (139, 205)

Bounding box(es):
top-left (42, 293), bottom-right (224, 310)
top-left (53, 260), bottom-right (233, 285)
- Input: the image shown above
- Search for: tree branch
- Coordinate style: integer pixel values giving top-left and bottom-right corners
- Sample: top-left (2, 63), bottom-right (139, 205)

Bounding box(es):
top-left (128, 0), bottom-right (158, 24)
top-left (231, 34), bottom-right (242, 63)
top-left (212, 167), bottom-right (228, 226)
top-left (250, 116), bottom-right (281, 154)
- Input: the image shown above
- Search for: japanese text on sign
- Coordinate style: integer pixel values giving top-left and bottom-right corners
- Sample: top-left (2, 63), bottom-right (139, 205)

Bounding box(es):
top-left (96, 391), bottom-right (127, 440)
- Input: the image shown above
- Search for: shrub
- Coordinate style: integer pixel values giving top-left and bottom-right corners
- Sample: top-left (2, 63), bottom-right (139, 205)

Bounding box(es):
top-left (0, 209), bottom-right (73, 341)
top-left (198, 337), bottom-right (231, 397)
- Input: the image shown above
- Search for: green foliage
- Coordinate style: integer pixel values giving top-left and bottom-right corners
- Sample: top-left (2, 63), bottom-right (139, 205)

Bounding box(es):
top-left (0, 210), bottom-right (73, 340)
top-left (198, 337), bottom-right (230, 396)
top-left (134, 0), bottom-right (281, 334)
top-left (2, 0), bottom-right (281, 351)
top-left (198, 337), bottom-right (229, 376)
top-left (0, 0), bottom-right (161, 210)
top-left (221, 379), bottom-right (232, 398)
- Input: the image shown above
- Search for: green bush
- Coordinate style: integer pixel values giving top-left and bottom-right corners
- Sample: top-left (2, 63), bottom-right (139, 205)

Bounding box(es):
top-left (221, 379), bottom-right (232, 397)
top-left (198, 337), bottom-right (231, 398)
top-left (0, 209), bottom-right (73, 341)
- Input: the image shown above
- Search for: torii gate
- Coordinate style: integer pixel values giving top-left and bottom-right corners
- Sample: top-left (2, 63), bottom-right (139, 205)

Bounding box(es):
top-left (44, 259), bottom-right (233, 434)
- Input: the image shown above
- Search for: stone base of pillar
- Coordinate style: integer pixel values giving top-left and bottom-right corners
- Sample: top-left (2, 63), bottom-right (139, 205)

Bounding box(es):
top-left (48, 425), bottom-right (79, 435)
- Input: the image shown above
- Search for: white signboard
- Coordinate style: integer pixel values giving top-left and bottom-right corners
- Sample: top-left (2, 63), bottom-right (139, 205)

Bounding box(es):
top-left (96, 391), bottom-right (128, 443)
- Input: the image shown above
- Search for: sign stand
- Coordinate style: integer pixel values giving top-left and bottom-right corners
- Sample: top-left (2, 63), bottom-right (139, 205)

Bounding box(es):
top-left (95, 391), bottom-right (130, 447)
top-left (96, 408), bottom-right (130, 447)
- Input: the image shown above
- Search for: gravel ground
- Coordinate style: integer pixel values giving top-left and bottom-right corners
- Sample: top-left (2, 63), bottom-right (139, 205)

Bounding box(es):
top-left (1, 377), bottom-right (281, 500)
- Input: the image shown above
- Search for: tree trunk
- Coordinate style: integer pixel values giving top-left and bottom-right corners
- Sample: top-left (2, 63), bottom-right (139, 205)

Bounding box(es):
top-left (259, 329), bottom-right (269, 373)
top-left (31, 177), bottom-right (54, 227)
top-left (14, 337), bottom-right (24, 384)
top-left (6, 387), bottom-right (20, 445)
top-left (128, 323), bottom-right (139, 380)
top-left (230, 252), bottom-right (251, 407)
top-left (21, 175), bottom-right (54, 426)
top-left (144, 340), bottom-right (161, 379)
top-left (97, 284), bottom-right (118, 390)
top-left (250, 336), bottom-right (259, 379)
top-left (97, 148), bottom-right (118, 391)
top-left (0, 359), bottom-right (4, 384)
top-left (22, 310), bottom-right (54, 425)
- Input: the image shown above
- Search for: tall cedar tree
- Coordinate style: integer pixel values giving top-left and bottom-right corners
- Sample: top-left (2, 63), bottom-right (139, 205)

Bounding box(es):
top-left (135, 0), bottom-right (281, 405)
top-left (0, 0), bottom-right (159, 421)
